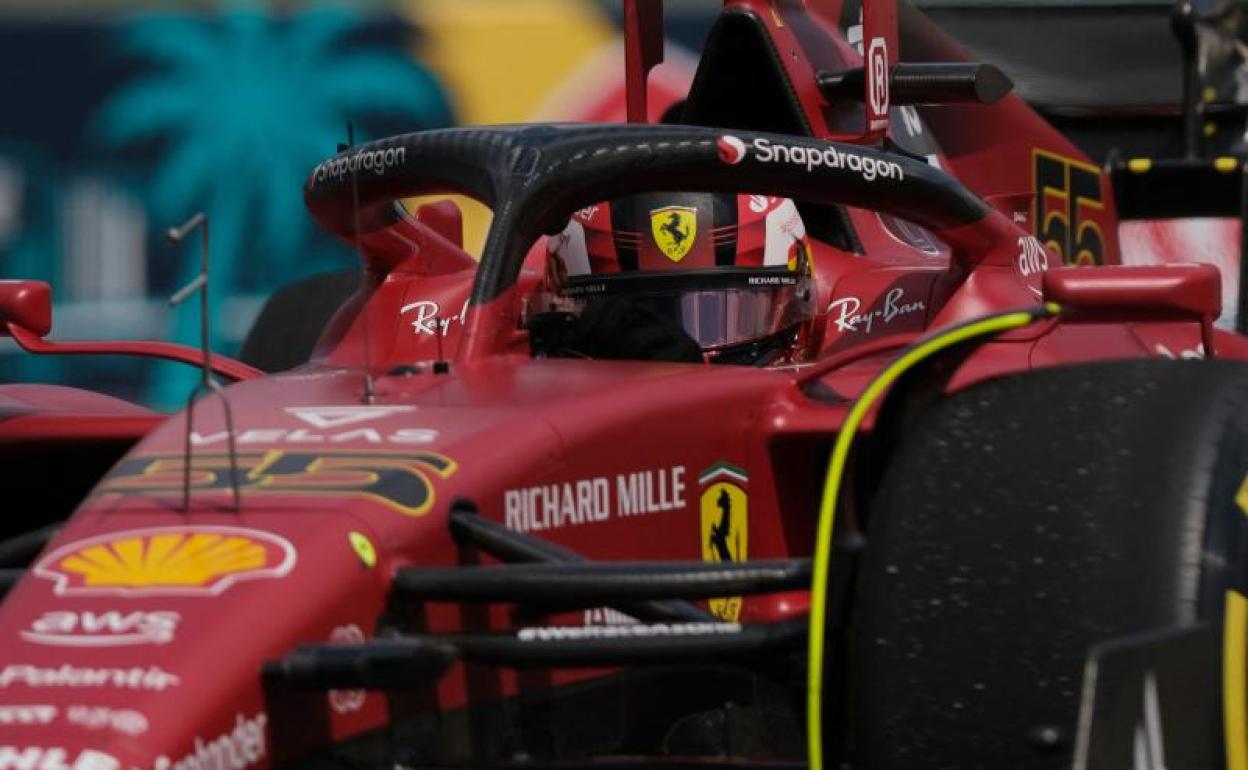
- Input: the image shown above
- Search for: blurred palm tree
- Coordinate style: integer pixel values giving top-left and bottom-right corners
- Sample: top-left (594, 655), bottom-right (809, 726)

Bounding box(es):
top-left (93, 4), bottom-right (454, 406)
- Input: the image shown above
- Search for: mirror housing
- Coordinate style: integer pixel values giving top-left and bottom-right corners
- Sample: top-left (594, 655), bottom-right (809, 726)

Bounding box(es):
top-left (1042, 264), bottom-right (1221, 322)
top-left (0, 280), bottom-right (51, 337)
top-left (416, 199), bottom-right (464, 249)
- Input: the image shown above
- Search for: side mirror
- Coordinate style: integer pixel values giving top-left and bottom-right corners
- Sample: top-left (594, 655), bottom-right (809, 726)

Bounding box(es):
top-left (1042, 264), bottom-right (1221, 321)
top-left (416, 199), bottom-right (464, 249)
top-left (0, 280), bottom-right (52, 337)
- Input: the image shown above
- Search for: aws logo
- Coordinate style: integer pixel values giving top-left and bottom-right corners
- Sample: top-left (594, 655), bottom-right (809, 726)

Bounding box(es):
top-left (32, 526), bottom-right (295, 597)
top-left (22, 610), bottom-right (180, 646)
top-left (699, 462), bottom-right (749, 621)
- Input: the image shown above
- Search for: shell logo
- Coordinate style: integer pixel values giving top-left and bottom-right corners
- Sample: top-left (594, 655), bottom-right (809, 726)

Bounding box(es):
top-left (33, 526), bottom-right (297, 597)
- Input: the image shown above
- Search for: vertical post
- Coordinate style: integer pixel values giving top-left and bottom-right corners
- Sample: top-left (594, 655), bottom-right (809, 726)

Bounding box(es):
top-left (1172, 0), bottom-right (1201, 159)
top-left (623, 0), bottom-right (664, 124)
top-left (199, 220), bottom-right (210, 387)
top-left (861, 0), bottom-right (899, 142)
top-left (168, 213), bottom-right (242, 512)
top-left (1238, 161), bottom-right (1248, 334)
top-left (182, 397), bottom-right (196, 512)
top-left (346, 122), bottom-right (377, 404)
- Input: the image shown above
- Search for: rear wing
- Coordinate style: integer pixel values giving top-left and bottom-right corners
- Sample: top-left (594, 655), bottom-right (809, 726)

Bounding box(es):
top-left (1109, 155), bottom-right (1248, 333)
top-left (1101, 3), bottom-right (1248, 333)
top-left (622, 0), bottom-right (1006, 142)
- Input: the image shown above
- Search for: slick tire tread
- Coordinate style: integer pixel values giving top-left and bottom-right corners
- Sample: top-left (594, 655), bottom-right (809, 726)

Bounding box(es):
top-left (854, 359), bottom-right (1248, 770)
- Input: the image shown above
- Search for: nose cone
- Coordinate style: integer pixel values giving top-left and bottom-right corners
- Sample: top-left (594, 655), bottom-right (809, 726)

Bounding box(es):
top-left (0, 745), bottom-right (139, 770)
top-left (0, 514), bottom-right (388, 769)
top-left (0, 712), bottom-right (268, 770)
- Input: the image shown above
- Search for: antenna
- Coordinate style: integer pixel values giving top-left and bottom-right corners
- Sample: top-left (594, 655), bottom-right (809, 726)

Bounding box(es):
top-left (433, 310), bottom-right (449, 374)
top-left (167, 212), bottom-right (241, 512)
top-left (346, 122), bottom-right (376, 404)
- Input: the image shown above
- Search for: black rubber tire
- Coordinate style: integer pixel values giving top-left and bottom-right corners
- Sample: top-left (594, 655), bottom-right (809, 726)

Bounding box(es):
top-left (238, 269), bottom-right (360, 373)
top-left (854, 359), bottom-right (1248, 769)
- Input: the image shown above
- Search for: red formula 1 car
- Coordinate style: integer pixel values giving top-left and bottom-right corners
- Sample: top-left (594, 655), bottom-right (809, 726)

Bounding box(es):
top-left (0, 2), bottom-right (1245, 770)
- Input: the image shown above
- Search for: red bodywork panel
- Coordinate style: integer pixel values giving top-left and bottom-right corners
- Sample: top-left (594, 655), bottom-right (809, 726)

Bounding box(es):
top-left (0, 384), bottom-right (162, 444)
top-left (0, 1), bottom-right (1242, 766)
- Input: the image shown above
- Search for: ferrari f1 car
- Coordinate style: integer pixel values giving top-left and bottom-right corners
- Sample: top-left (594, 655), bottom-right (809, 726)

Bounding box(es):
top-left (0, 1), bottom-right (1245, 769)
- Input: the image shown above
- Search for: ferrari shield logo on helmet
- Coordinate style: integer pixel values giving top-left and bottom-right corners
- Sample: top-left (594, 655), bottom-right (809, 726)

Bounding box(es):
top-left (650, 205), bottom-right (697, 263)
top-left (699, 462), bottom-right (749, 621)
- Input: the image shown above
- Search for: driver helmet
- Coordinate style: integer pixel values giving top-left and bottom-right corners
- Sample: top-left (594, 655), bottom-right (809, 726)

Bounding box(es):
top-left (530, 192), bottom-right (817, 364)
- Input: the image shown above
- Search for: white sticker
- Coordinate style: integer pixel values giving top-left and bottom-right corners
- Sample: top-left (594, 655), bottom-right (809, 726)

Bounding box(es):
top-left (828, 287), bottom-right (926, 334)
top-left (866, 37), bottom-right (890, 129)
top-left (0, 705), bottom-right (56, 726)
top-left (65, 705), bottom-right (149, 736)
top-left (1154, 343), bottom-right (1205, 360)
top-left (1016, 235), bottom-right (1050, 278)
top-left (518, 622), bottom-right (740, 641)
top-left (400, 299), bottom-right (469, 337)
top-left (0, 664), bottom-right (179, 691)
top-left (190, 427), bottom-right (437, 447)
top-left (285, 405), bottom-right (415, 429)
top-left (505, 466), bottom-right (687, 533)
top-left (720, 135), bottom-right (905, 182)
top-left (152, 713), bottom-right (267, 770)
top-left (21, 610), bottom-right (179, 647)
top-left (0, 749), bottom-right (119, 770)
top-left (327, 625), bottom-right (367, 715)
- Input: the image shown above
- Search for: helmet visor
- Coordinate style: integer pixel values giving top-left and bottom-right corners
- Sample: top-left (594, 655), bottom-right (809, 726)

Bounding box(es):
top-left (525, 271), bottom-right (815, 353)
top-left (663, 285), bottom-right (812, 350)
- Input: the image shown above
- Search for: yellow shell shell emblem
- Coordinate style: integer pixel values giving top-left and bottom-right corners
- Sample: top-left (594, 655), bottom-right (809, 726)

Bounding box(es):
top-left (33, 526), bottom-right (297, 597)
top-left (650, 205), bottom-right (697, 263)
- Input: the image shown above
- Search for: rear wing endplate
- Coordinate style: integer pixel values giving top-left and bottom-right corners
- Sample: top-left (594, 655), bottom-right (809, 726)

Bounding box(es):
top-left (1109, 155), bottom-right (1248, 332)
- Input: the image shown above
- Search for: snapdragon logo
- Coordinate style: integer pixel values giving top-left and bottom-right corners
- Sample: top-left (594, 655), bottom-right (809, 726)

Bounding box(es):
top-left (313, 147), bottom-right (406, 183)
top-left (717, 135), bottom-right (747, 165)
top-left (718, 135), bottom-right (905, 183)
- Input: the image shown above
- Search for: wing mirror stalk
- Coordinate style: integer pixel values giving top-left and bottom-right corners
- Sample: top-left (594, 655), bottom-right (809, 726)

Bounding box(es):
top-left (0, 279), bottom-right (259, 381)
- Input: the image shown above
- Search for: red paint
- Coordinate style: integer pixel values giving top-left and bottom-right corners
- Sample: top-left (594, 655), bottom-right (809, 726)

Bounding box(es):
top-left (623, 0), bottom-right (664, 123)
top-left (1, 1), bottom-right (1246, 765)
top-left (8, 324), bottom-right (260, 382)
top-left (0, 280), bottom-right (52, 336)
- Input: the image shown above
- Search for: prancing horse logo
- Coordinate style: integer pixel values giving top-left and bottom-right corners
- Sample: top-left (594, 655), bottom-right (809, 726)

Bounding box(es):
top-left (650, 205), bottom-right (697, 263)
top-left (699, 462), bottom-right (749, 621)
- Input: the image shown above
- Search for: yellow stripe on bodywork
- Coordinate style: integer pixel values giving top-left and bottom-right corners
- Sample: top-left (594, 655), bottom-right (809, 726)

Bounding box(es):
top-left (1235, 473), bottom-right (1248, 516)
top-left (1228, 590), bottom-right (1247, 770)
top-left (805, 304), bottom-right (1060, 770)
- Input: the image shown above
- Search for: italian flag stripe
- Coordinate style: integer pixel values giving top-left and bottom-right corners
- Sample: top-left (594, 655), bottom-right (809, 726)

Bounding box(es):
top-left (699, 461), bottom-right (748, 486)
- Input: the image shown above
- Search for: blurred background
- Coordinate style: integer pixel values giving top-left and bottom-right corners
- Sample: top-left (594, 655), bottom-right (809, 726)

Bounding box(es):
top-left (0, 0), bottom-right (716, 408)
top-left (0, 0), bottom-right (1239, 408)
